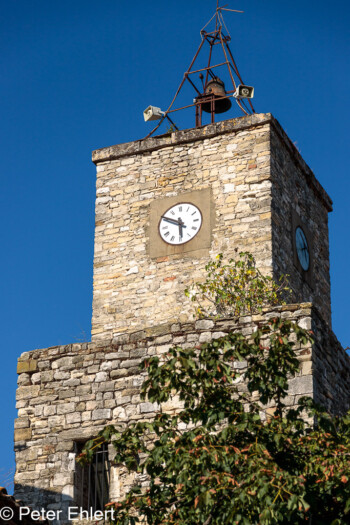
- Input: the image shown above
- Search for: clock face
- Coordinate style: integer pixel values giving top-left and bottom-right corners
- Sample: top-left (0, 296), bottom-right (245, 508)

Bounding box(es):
top-left (295, 226), bottom-right (310, 271)
top-left (159, 203), bottom-right (202, 245)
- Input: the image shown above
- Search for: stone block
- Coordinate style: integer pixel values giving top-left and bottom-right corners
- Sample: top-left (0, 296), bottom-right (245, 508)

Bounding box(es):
top-left (17, 373), bottom-right (31, 386)
top-left (96, 381), bottom-right (115, 392)
top-left (140, 402), bottom-right (159, 413)
top-left (298, 317), bottom-right (312, 330)
top-left (59, 389), bottom-right (76, 400)
top-left (52, 356), bottom-right (75, 370)
top-left (110, 369), bottom-right (129, 381)
top-left (212, 331), bottom-right (227, 339)
top-left (16, 385), bottom-right (40, 400)
top-left (199, 332), bottom-right (212, 343)
top-left (123, 359), bottom-right (141, 369)
top-left (301, 360), bottom-right (312, 375)
top-left (14, 418), bottom-right (30, 429)
top-left (17, 359), bottom-right (38, 374)
top-left (52, 472), bottom-right (73, 487)
top-left (195, 319), bottom-right (214, 330)
top-left (44, 406), bottom-right (57, 417)
top-left (14, 428), bottom-right (32, 442)
top-left (288, 375), bottom-right (313, 396)
top-left (48, 415), bottom-right (65, 427)
top-left (31, 372), bottom-right (42, 384)
top-left (57, 403), bottom-right (75, 415)
top-left (66, 412), bottom-right (81, 424)
top-left (56, 441), bottom-right (74, 452)
top-left (101, 361), bottom-right (113, 371)
top-left (92, 408), bottom-right (111, 420)
top-left (95, 371), bottom-right (108, 382)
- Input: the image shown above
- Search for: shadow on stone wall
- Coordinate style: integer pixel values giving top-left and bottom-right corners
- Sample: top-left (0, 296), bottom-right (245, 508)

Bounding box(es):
top-left (14, 484), bottom-right (76, 525)
top-left (14, 483), bottom-right (117, 525)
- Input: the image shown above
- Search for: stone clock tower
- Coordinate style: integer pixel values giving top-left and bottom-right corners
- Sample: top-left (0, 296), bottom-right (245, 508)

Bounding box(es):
top-left (14, 113), bottom-right (350, 522)
top-left (13, 5), bottom-right (350, 521)
top-left (91, 113), bottom-right (332, 341)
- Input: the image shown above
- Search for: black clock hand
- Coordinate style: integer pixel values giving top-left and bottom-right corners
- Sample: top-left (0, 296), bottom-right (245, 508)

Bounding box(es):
top-left (162, 216), bottom-right (187, 228)
top-left (178, 217), bottom-right (185, 239)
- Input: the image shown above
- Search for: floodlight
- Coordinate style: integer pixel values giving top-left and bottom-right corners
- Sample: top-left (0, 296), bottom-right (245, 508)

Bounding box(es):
top-left (143, 106), bottom-right (165, 122)
top-left (234, 85), bottom-right (254, 99)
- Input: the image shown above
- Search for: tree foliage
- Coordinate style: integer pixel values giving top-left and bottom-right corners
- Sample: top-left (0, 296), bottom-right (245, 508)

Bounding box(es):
top-left (78, 254), bottom-right (350, 525)
top-left (185, 252), bottom-right (290, 319)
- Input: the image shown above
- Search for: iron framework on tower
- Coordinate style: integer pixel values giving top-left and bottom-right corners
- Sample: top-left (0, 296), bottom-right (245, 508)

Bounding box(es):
top-left (145, 1), bottom-right (255, 138)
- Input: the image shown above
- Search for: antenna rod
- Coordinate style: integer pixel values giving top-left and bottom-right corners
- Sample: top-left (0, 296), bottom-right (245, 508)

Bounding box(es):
top-left (221, 8), bottom-right (244, 13)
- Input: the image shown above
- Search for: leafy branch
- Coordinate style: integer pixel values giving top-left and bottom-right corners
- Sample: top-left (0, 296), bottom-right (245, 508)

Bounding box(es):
top-left (185, 252), bottom-right (290, 319)
top-left (77, 253), bottom-right (350, 524)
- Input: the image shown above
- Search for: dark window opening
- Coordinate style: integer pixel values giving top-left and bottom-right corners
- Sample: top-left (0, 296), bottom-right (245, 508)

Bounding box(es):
top-left (74, 442), bottom-right (111, 512)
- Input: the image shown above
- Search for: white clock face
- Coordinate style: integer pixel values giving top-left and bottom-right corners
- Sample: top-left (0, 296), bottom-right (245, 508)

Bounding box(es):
top-left (159, 203), bottom-right (202, 245)
top-left (295, 226), bottom-right (310, 271)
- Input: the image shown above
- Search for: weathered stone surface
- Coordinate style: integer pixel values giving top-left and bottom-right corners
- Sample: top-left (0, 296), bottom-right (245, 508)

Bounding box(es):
top-left (140, 402), bottom-right (159, 413)
top-left (16, 386), bottom-right (40, 400)
top-left (195, 319), bottom-right (215, 330)
top-left (288, 375), bottom-right (313, 396)
top-left (92, 408), bottom-right (111, 420)
top-left (14, 428), bottom-right (32, 442)
top-left (270, 122), bottom-right (331, 327)
top-left (14, 303), bottom-right (350, 519)
top-left (17, 359), bottom-right (38, 374)
top-left (17, 373), bottom-right (31, 386)
top-left (89, 114), bottom-right (332, 341)
top-left (13, 116), bottom-right (346, 522)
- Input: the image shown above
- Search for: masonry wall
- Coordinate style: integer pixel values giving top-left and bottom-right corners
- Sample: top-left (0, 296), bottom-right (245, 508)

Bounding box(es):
top-left (14, 115), bottom-right (342, 523)
top-left (270, 120), bottom-right (332, 326)
top-left (91, 114), bottom-right (274, 341)
top-left (91, 113), bottom-right (333, 342)
top-left (14, 304), bottom-right (350, 523)
top-left (312, 314), bottom-right (350, 414)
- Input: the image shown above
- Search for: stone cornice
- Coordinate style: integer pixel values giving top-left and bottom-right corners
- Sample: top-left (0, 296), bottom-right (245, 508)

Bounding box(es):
top-left (92, 113), bottom-right (271, 164)
top-left (18, 302), bottom-right (316, 362)
top-left (91, 113), bottom-right (332, 212)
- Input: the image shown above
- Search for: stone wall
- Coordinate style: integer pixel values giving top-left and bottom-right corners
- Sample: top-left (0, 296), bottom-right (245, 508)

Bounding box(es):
top-left (14, 115), bottom-right (341, 523)
top-left (312, 315), bottom-right (350, 414)
top-left (270, 119), bottom-right (332, 327)
top-left (0, 487), bottom-right (49, 525)
top-left (14, 304), bottom-right (350, 523)
top-left (91, 114), bottom-right (273, 341)
top-left (91, 113), bottom-right (332, 342)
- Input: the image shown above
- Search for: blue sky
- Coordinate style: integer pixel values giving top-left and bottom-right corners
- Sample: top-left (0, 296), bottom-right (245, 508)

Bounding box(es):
top-left (1, 0), bottom-right (349, 490)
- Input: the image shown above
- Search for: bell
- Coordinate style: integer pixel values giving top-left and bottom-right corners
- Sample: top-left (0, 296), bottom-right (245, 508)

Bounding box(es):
top-left (201, 77), bottom-right (232, 114)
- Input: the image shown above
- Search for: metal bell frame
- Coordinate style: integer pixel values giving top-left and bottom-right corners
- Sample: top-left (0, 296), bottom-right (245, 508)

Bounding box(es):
top-left (145, 1), bottom-right (255, 139)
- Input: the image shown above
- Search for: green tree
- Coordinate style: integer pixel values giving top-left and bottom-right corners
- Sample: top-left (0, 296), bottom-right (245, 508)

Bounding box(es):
top-left (185, 252), bottom-right (290, 319)
top-left (78, 254), bottom-right (350, 525)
